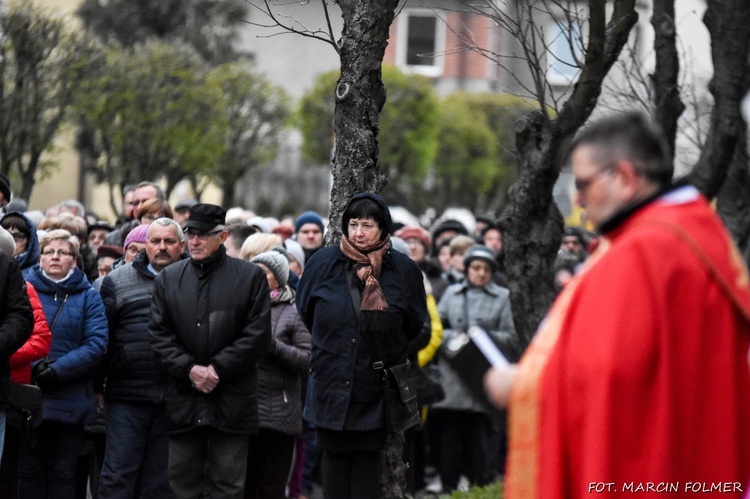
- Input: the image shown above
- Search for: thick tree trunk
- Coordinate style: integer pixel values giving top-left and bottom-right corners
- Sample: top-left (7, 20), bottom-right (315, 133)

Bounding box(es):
top-left (689, 0), bottom-right (750, 198)
top-left (500, 0), bottom-right (638, 348)
top-left (326, 0), bottom-right (396, 244)
top-left (717, 130), bottom-right (750, 264)
top-left (651, 0), bottom-right (685, 161)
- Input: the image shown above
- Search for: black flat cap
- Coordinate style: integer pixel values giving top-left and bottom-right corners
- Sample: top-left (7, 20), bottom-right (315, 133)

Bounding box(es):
top-left (185, 203), bottom-right (226, 232)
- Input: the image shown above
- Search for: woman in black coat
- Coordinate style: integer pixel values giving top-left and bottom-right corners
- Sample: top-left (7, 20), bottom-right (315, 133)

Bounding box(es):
top-left (296, 193), bottom-right (428, 499)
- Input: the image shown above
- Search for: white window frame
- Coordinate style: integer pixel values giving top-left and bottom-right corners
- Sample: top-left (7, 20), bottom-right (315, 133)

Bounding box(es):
top-left (546, 20), bottom-right (583, 86)
top-left (395, 9), bottom-right (446, 78)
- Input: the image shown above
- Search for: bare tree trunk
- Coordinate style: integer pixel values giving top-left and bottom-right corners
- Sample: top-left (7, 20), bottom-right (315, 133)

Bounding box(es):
top-left (689, 0), bottom-right (750, 198)
top-left (651, 0), bottom-right (685, 160)
top-left (501, 0), bottom-right (638, 348)
top-left (717, 130), bottom-right (750, 263)
top-left (326, 0), bottom-right (395, 244)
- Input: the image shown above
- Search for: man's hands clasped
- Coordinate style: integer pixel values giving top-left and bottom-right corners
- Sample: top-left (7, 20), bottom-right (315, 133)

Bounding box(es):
top-left (189, 365), bottom-right (220, 394)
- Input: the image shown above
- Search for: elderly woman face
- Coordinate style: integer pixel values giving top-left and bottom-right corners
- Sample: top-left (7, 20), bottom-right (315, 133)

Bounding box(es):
top-left (41, 239), bottom-right (77, 280)
top-left (347, 217), bottom-right (382, 251)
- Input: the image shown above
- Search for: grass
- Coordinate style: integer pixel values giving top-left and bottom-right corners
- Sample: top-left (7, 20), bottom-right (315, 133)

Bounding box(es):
top-left (449, 481), bottom-right (504, 498)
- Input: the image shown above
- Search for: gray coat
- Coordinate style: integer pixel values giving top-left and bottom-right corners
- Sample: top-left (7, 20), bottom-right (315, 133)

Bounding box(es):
top-left (257, 286), bottom-right (311, 436)
top-left (433, 281), bottom-right (516, 415)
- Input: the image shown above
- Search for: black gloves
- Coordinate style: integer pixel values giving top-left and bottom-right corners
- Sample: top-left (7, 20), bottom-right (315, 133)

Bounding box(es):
top-left (32, 359), bottom-right (58, 391)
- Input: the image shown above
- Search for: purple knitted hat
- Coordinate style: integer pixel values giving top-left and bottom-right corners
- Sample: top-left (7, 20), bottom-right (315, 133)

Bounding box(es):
top-left (123, 223), bottom-right (150, 251)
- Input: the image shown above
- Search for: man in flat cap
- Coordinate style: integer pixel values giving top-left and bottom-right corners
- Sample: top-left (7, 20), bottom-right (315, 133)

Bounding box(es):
top-left (149, 204), bottom-right (272, 498)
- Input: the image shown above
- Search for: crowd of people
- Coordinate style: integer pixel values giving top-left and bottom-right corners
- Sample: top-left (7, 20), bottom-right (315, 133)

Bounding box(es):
top-left (0, 111), bottom-right (748, 499)
top-left (0, 178), bottom-right (540, 499)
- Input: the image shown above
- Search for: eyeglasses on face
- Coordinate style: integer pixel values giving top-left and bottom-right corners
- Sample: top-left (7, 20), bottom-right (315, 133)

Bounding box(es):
top-left (41, 249), bottom-right (73, 258)
top-left (183, 228), bottom-right (223, 240)
top-left (574, 163), bottom-right (617, 193)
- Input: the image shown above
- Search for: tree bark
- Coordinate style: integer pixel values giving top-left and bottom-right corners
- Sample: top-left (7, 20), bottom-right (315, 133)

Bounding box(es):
top-left (500, 0), bottom-right (638, 348)
top-left (689, 0), bottom-right (750, 198)
top-left (716, 130), bottom-right (750, 264)
top-left (326, 0), bottom-right (397, 244)
top-left (650, 0), bottom-right (685, 161)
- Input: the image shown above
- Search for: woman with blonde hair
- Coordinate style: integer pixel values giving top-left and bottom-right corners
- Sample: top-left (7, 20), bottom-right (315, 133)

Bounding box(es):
top-left (239, 233), bottom-right (283, 261)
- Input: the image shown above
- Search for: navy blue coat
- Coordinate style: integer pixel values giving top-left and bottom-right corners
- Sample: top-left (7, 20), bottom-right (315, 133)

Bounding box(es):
top-left (296, 245), bottom-right (427, 431)
top-left (26, 265), bottom-right (108, 425)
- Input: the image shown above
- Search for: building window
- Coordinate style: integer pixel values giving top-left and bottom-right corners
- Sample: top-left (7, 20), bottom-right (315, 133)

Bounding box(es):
top-left (396, 10), bottom-right (445, 77)
top-left (546, 20), bottom-right (583, 85)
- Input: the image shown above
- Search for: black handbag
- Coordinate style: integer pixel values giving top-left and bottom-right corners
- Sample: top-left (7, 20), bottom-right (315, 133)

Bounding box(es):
top-left (346, 270), bottom-right (420, 432)
top-left (410, 362), bottom-right (445, 406)
top-left (7, 382), bottom-right (43, 430)
top-left (378, 361), bottom-right (420, 432)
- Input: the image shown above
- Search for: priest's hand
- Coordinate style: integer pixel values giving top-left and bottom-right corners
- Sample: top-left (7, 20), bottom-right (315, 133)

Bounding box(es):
top-left (484, 365), bottom-right (518, 408)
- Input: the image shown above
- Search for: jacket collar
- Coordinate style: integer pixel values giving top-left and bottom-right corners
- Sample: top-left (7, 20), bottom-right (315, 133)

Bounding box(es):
top-left (190, 244), bottom-right (227, 278)
top-left (598, 177), bottom-right (691, 235)
top-left (457, 279), bottom-right (501, 296)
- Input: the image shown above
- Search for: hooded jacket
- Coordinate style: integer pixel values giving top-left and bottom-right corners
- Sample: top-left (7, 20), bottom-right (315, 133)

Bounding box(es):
top-left (0, 211), bottom-right (40, 276)
top-left (297, 192), bottom-right (428, 431)
top-left (26, 264), bottom-right (108, 424)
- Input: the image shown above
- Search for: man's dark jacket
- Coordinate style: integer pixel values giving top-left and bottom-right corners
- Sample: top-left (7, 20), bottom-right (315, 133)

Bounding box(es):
top-left (100, 251), bottom-right (185, 403)
top-left (0, 253), bottom-right (33, 407)
top-left (149, 245), bottom-right (272, 434)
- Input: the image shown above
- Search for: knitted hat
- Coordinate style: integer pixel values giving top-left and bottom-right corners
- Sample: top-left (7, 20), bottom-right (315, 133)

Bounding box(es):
top-left (394, 226), bottom-right (430, 250)
top-left (6, 198), bottom-right (27, 213)
top-left (0, 226), bottom-right (16, 256)
top-left (123, 224), bottom-right (150, 251)
top-left (463, 244), bottom-right (498, 273)
top-left (283, 239), bottom-right (305, 271)
top-left (294, 211), bottom-right (324, 234)
top-left (251, 250), bottom-right (289, 288)
top-left (0, 174), bottom-right (11, 203)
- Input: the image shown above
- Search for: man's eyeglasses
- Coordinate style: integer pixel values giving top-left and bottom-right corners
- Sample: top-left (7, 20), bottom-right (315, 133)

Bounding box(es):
top-left (574, 164), bottom-right (616, 193)
top-left (41, 249), bottom-right (73, 258)
top-left (183, 228), bottom-right (223, 240)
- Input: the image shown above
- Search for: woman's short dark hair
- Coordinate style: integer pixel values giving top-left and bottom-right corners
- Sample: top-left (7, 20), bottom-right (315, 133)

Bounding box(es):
top-left (342, 197), bottom-right (390, 241)
top-left (1, 214), bottom-right (30, 237)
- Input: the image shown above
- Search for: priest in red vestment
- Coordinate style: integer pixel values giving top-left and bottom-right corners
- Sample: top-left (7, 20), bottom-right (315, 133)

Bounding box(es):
top-left (485, 112), bottom-right (750, 498)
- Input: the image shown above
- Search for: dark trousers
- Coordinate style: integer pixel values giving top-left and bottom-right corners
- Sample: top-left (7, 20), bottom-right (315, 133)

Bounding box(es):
top-left (17, 420), bottom-right (86, 499)
top-left (169, 426), bottom-right (249, 499)
top-left (321, 449), bottom-right (380, 499)
top-left (244, 428), bottom-right (295, 499)
top-left (0, 425), bottom-right (22, 499)
top-left (433, 409), bottom-right (495, 492)
top-left (98, 401), bottom-right (172, 499)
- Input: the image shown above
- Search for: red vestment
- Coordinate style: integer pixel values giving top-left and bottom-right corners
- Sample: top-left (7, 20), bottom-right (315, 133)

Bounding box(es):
top-left (507, 186), bottom-right (750, 498)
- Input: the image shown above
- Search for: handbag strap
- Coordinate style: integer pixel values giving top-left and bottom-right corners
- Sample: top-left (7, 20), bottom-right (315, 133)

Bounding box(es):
top-left (49, 294), bottom-right (69, 333)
